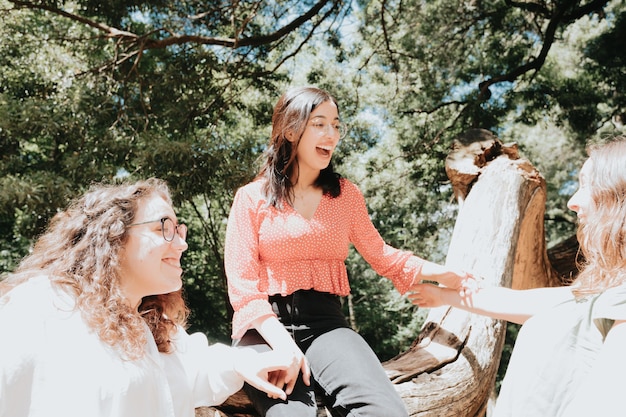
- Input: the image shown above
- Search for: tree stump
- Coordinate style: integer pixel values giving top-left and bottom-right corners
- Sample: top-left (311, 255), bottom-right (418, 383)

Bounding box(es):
top-left (445, 128), bottom-right (520, 207)
top-left (384, 129), bottom-right (570, 415)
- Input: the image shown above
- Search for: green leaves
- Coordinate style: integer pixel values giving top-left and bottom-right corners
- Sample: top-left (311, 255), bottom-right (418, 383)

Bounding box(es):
top-left (1, 0), bottom-right (625, 356)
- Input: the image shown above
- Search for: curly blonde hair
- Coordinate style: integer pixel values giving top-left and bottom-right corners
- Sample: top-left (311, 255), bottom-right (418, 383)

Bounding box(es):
top-left (573, 136), bottom-right (626, 297)
top-left (0, 178), bottom-right (188, 359)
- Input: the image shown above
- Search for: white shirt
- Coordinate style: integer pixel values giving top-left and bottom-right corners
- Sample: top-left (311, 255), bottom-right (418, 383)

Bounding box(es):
top-left (494, 284), bottom-right (626, 417)
top-left (0, 276), bottom-right (243, 417)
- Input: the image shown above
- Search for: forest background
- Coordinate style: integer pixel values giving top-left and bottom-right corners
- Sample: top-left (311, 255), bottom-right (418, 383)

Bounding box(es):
top-left (1, 0), bottom-right (625, 388)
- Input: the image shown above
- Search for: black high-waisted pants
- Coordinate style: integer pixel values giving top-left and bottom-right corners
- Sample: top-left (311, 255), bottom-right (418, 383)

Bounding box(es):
top-left (234, 290), bottom-right (409, 417)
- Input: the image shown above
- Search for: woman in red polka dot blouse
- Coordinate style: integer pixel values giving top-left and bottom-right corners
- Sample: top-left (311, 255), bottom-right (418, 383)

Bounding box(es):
top-left (224, 86), bottom-right (472, 417)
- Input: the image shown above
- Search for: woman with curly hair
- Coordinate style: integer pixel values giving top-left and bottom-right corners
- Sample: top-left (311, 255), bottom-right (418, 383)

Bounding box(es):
top-left (224, 86), bottom-right (471, 416)
top-left (0, 178), bottom-right (287, 417)
top-left (409, 136), bottom-right (626, 417)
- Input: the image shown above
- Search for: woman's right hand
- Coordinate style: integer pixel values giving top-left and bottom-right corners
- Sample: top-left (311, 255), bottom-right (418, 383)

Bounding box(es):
top-left (253, 315), bottom-right (311, 397)
top-left (408, 282), bottom-right (450, 308)
top-left (267, 347), bottom-right (310, 396)
top-left (233, 348), bottom-right (290, 400)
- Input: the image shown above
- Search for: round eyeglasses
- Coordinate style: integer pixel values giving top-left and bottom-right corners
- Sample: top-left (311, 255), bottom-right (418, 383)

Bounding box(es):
top-left (307, 118), bottom-right (347, 139)
top-left (130, 217), bottom-right (187, 242)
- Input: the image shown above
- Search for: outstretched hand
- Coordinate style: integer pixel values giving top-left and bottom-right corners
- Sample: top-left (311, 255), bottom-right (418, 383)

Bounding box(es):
top-left (408, 263), bottom-right (485, 308)
top-left (407, 282), bottom-right (449, 308)
top-left (234, 348), bottom-right (293, 400)
top-left (434, 269), bottom-right (476, 292)
top-left (415, 262), bottom-right (480, 297)
top-left (267, 348), bottom-right (310, 397)
top-left (449, 271), bottom-right (482, 298)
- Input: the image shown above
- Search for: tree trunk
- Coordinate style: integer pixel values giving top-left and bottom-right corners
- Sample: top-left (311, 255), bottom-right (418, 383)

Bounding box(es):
top-left (383, 154), bottom-right (561, 416)
top-left (200, 135), bottom-right (575, 416)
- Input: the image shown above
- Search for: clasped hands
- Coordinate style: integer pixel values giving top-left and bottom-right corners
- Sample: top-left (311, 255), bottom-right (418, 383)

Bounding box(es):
top-left (235, 345), bottom-right (310, 400)
top-left (408, 264), bottom-right (481, 308)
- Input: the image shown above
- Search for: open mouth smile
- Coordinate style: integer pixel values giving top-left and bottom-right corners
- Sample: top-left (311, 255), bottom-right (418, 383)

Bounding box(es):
top-left (316, 145), bottom-right (333, 157)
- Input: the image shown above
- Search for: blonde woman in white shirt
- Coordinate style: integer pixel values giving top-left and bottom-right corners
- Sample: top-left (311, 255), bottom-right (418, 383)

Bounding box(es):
top-left (409, 136), bottom-right (626, 417)
top-left (0, 178), bottom-right (287, 417)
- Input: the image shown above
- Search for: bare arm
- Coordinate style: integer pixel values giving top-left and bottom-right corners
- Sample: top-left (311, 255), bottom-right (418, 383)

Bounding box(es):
top-left (408, 283), bottom-right (574, 324)
top-left (252, 316), bottom-right (311, 396)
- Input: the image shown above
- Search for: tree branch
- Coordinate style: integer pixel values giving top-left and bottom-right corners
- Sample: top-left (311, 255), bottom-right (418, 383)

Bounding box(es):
top-left (478, 0), bottom-right (609, 99)
top-left (563, 0), bottom-right (609, 22)
top-left (478, 0), bottom-right (580, 99)
top-left (504, 0), bottom-right (551, 16)
top-left (9, 0), bottom-right (137, 39)
top-left (380, 0), bottom-right (399, 72)
top-left (270, 1), bottom-right (340, 72)
top-left (8, 0), bottom-right (335, 49)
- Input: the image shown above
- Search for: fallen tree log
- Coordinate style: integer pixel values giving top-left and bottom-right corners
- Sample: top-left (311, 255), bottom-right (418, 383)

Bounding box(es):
top-left (384, 153), bottom-right (560, 416)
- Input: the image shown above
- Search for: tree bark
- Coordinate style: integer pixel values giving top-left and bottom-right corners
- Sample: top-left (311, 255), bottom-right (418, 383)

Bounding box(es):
top-left (384, 154), bottom-right (561, 416)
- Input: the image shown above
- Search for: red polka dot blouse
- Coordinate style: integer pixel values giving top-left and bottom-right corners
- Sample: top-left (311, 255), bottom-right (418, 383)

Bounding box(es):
top-left (224, 178), bottom-right (425, 339)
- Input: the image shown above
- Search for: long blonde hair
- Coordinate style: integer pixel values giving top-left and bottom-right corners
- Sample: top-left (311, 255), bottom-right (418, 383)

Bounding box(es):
top-left (573, 136), bottom-right (626, 297)
top-left (0, 178), bottom-right (188, 359)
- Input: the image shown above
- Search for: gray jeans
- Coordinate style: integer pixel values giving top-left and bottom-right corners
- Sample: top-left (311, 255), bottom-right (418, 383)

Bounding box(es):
top-left (235, 290), bottom-right (408, 417)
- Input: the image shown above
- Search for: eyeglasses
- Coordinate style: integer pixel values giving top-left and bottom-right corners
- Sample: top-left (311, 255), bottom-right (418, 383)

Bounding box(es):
top-left (307, 118), bottom-right (347, 139)
top-left (129, 217), bottom-right (187, 242)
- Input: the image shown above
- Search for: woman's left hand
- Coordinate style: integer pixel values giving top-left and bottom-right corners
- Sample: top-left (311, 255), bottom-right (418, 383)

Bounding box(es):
top-left (416, 261), bottom-right (479, 296)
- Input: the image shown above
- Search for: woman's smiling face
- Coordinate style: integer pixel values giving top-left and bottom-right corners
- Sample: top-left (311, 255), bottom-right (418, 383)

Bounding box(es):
top-left (567, 158), bottom-right (594, 223)
top-left (292, 100), bottom-right (341, 177)
top-left (118, 193), bottom-right (188, 308)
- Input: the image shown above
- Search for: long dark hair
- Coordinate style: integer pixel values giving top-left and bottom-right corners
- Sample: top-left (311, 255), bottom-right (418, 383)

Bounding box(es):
top-left (257, 86), bottom-right (341, 208)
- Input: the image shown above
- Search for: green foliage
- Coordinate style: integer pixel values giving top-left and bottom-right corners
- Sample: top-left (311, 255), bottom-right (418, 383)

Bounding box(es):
top-left (1, 0), bottom-right (625, 373)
